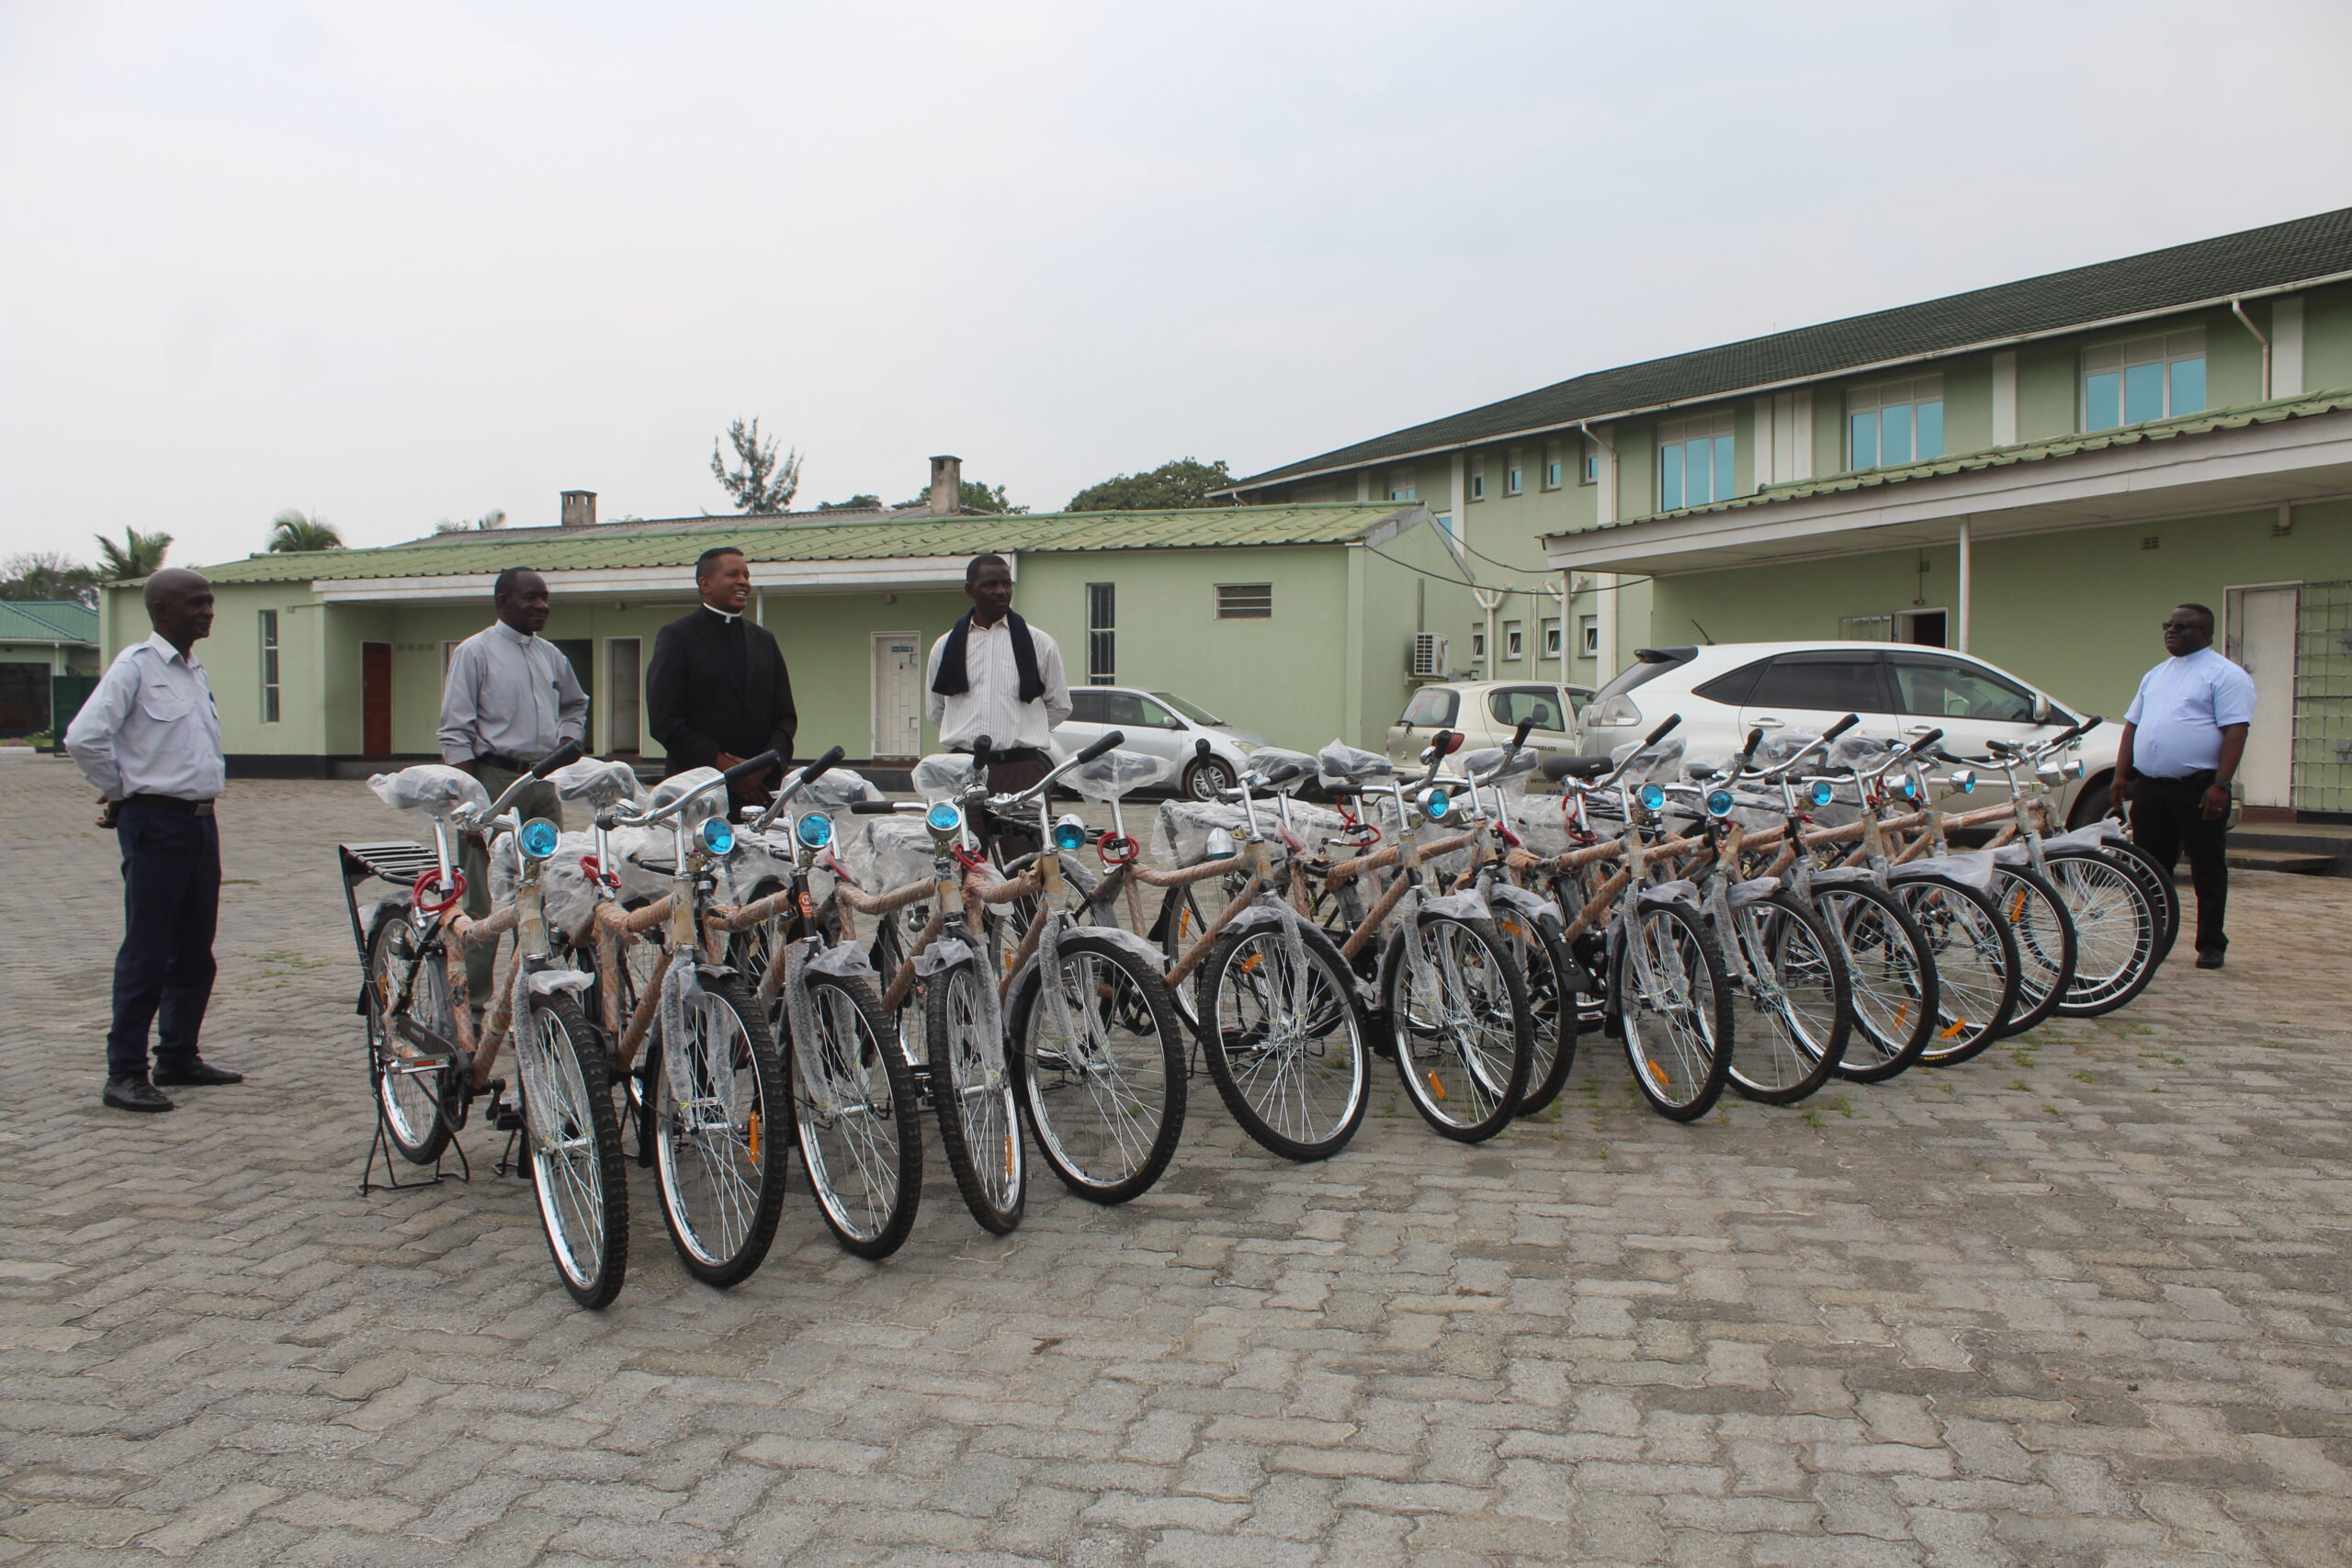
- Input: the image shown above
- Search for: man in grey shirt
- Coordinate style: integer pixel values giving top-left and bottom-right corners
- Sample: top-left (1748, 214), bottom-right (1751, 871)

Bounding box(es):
top-left (437, 567), bottom-right (588, 1011)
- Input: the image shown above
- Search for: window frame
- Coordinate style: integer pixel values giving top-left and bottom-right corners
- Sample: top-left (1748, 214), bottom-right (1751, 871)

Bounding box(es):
top-left (259, 609), bottom-right (280, 724)
top-left (1503, 620), bottom-right (1523, 660)
top-left (1468, 456), bottom-right (1486, 502)
top-left (1846, 374), bottom-right (1946, 471)
top-left (1542, 617), bottom-right (1562, 658)
top-left (1742, 650), bottom-right (1894, 715)
top-left (1657, 411), bottom-right (1736, 511)
top-left (1386, 468), bottom-right (1417, 502)
top-left (2083, 328), bottom-right (2208, 432)
top-left (1067, 688), bottom-right (1110, 725)
top-left (1542, 439), bottom-right (1563, 491)
top-left (1085, 581), bottom-right (1115, 685)
top-left (1214, 582), bottom-right (1272, 620)
top-left (1505, 446), bottom-right (1524, 496)
top-left (1487, 685), bottom-right (1568, 734)
top-left (1883, 650), bottom-right (2038, 723)
top-left (1400, 686), bottom-right (1459, 728)
top-left (1578, 615), bottom-right (1599, 657)
top-left (1469, 626), bottom-right (1487, 661)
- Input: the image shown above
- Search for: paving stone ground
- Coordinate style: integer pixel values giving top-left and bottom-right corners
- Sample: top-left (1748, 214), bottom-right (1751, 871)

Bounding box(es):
top-left (3, 749), bottom-right (2349, 1567)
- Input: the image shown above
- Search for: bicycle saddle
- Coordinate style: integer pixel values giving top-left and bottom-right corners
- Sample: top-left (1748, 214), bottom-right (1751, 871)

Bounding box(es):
top-left (1540, 754), bottom-right (1616, 782)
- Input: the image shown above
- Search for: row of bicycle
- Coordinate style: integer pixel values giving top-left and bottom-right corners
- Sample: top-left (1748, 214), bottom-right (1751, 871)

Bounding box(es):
top-left (350, 704), bottom-right (2170, 1307)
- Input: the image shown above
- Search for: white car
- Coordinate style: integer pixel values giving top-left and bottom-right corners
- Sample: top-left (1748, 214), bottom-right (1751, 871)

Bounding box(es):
top-left (1052, 686), bottom-right (1273, 800)
top-left (1385, 681), bottom-right (1593, 767)
top-left (1577, 642), bottom-right (2120, 823)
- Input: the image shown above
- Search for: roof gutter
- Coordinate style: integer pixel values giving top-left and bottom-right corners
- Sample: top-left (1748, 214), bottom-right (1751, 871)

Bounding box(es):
top-left (2231, 297), bottom-right (2272, 400)
top-left (1221, 267), bottom-right (2352, 495)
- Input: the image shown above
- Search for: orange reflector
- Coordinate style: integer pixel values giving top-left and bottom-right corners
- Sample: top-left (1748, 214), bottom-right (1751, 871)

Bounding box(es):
top-left (748, 1111), bottom-right (761, 1162)
top-left (1426, 1070), bottom-right (1446, 1100)
top-left (1004, 1134), bottom-right (1016, 1181)
top-left (1238, 953), bottom-right (1263, 975)
top-left (1939, 1020), bottom-right (1969, 1040)
top-left (1894, 1003), bottom-right (1911, 1030)
top-left (1645, 1058), bottom-right (1669, 1089)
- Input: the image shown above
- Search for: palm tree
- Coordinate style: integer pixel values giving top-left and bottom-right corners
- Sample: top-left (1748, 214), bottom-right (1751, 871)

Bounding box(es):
top-left (433, 509), bottom-right (506, 535)
top-left (94, 528), bottom-right (172, 581)
top-left (266, 510), bottom-right (343, 553)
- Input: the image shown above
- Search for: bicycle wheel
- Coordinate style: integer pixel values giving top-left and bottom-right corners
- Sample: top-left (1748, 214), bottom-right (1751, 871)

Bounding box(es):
top-left (1612, 900), bottom-right (1734, 1122)
top-left (924, 955), bottom-right (1027, 1234)
top-left (1491, 902), bottom-right (1577, 1115)
top-left (512, 994), bottom-right (628, 1309)
top-left (729, 878), bottom-right (788, 1008)
top-left (2045, 848), bottom-right (2163, 1017)
top-left (1154, 885), bottom-right (1210, 1030)
top-left (1724, 891), bottom-right (1851, 1106)
top-left (1197, 915), bottom-right (1370, 1161)
top-left (648, 973), bottom-right (790, 1285)
top-left (787, 971), bottom-right (922, 1258)
top-left (1814, 882), bottom-right (1938, 1083)
top-left (2098, 831), bottom-right (2181, 964)
top-left (363, 900), bottom-right (459, 1165)
top-left (1012, 931), bottom-right (1187, 1203)
top-left (1893, 875), bottom-right (2018, 1066)
top-left (1380, 914), bottom-right (1531, 1142)
top-left (1990, 864), bottom-right (2076, 1038)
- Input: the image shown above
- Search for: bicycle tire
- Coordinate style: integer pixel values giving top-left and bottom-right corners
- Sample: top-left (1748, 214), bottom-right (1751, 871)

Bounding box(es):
top-left (1813, 882), bottom-right (1939, 1083)
top-left (1011, 932), bottom-right (1187, 1204)
top-left (1990, 864), bottom-right (2077, 1038)
top-left (1379, 913), bottom-right (1532, 1142)
top-left (924, 957), bottom-right (1027, 1235)
top-left (363, 899), bottom-right (459, 1165)
top-left (648, 972), bottom-right (790, 1286)
top-left (1612, 899), bottom-right (1735, 1122)
top-left (1196, 914), bottom-right (1370, 1161)
top-left (1155, 885), bottom-right (1209, 1031)
top-left (790, 971), bottom-right (924, 1259)
top-left (1724, 891), bottom-right (1852, 1106)
top-left (2098, 831), bottom-right (2182, 964)
top-left (1892, 874), bottom-right (2019, 1066)
top-left (513, 993), bottom-right (628, 1309)
top-left (1490, 903), bottom-right (1578, 1114)
top-left (2044, 848), bottom-right (2163, 1018)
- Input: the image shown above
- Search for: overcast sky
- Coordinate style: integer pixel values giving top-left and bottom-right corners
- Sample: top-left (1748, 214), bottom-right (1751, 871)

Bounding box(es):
top-left (4, 0), bottom-right (2349, 569)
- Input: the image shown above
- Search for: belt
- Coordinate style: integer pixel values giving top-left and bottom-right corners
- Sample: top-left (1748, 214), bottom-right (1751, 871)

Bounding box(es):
top-left (473, 752), bottom-right (548, 775)
top-left (123, 795), bottom-right (215, 817)
top-left (2133, 769), bottom-right (2217, 784)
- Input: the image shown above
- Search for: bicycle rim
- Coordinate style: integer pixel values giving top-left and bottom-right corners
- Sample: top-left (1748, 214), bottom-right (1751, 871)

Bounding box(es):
top-left (1897, 880), bottom-right (2017, 1065)
top-left (652, 979), bottom-right (786, 1283)
top-left (1493, 908), bottom-right (1577, 1115)
top-left (516, 998), bottom-right (627, 1308)
top-left (2047, 851), bottom-right (2159, 1015)
top-left (1992, 867), bottom-right (2075, 1037)
top-left (1203, 925), bottom-right (1368, 1159)
top-left (1725, 897), bottom-right (1848, 1104)
top-left (1385, 916), bottom-right (1529, 1141)
top-left (1016, 937), bottom-right (1185, 1202)
top-left (1817, 886), bottom-right (1935, 1081)
top-left (1615, 904), bottom-right (1729, 1120)
top-left (929, 962), bottom-right (1025, 1233)
top-left (794, 976), bottom-right (922, 1258)
top-left (368, 912), bottom-right (456, 1163)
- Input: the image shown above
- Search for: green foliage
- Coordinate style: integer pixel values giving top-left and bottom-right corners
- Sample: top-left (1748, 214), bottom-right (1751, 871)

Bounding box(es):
top-left (1064, 457), bottom-right (1233, 513)
top-left (711, 417), bottom-right (803, 513)
top-left (1, 551), bottom-right (98, 608)
top-left (898, 479), bottom-right (1028, 514)
top-left (816, 493), bottom-right (884, 512)
top-left (434, 509), bottom-right (507, 535)
top-left (95, 528), bottom-right (171, 582)
top-left (266, 510), bottom-right (343, 552)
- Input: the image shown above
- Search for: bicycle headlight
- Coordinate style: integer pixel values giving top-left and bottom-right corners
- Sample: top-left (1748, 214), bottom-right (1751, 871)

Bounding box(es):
top-left (1947, 768), bottom-right (1977, 795)
top-left (796, 811), bottom-right (833, 850)
top-left (1051, 814), bottom-right (1088, 852)
top-left (1704, 788), bottom-right (1735, 819)
top-left (1422, 787), bottom-right (1452, 820)
top-left (518, 818), bottom-right (560, 860)
top-left (1204, 827), bottom-right (1238, 858)
top-left (924, 801), bottom-right (964, 835)
top-left (1807, 780), bottom-right (1835, 808)
top-left (1638, 783), bottom-right (1666, 814)
top-left (1897, 775), bottom-right (1920, 800)
top-left (699, 817), bottom-right (735, 855)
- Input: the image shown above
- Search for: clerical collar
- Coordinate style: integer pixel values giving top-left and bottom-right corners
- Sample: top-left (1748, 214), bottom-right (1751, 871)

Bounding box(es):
top-left (702, 604), bottom-right (742, 626)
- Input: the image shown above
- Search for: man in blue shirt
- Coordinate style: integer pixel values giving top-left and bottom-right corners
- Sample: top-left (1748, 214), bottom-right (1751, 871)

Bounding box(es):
top-left (2114, 603), bottom-right (2256, 969)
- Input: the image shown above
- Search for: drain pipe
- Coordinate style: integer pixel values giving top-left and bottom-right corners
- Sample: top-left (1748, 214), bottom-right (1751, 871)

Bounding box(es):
top-left (2231, 298), bottom-right (2271, 401)
top-left (1577, 421), bottom-right (1623, 683)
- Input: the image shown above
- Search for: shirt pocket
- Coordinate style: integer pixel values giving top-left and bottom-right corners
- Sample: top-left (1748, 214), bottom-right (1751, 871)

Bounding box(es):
top-left (138, 684), bottom-right (192, 722)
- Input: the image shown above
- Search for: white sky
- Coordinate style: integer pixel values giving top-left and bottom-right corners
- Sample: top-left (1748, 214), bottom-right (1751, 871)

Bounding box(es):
top-left (4, 0), bottom-right (2349, 569)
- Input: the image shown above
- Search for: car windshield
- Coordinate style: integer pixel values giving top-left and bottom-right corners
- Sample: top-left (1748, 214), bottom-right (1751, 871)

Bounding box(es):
top-left (1152, 692), bottom-right (1224, 727)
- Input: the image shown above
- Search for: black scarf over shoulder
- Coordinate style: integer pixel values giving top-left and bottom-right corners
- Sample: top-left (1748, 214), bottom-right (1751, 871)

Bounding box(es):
top-left (931, 609), bottom-right (1046, 705)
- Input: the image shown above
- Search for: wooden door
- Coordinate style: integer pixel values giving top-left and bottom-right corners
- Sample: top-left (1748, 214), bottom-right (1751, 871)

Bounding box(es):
top-left (361, 642), bottom-right (392, 756)
top-left (871, 632), bottom-right (923, 760)
top-left (2234, 586), bottom-right (2298, 807)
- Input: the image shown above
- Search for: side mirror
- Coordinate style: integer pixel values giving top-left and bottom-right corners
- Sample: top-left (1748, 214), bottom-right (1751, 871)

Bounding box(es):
top-left (2032, 694), bottom-right (2053, 723)
top-left (1165, 716), bottom-right (1186, 730)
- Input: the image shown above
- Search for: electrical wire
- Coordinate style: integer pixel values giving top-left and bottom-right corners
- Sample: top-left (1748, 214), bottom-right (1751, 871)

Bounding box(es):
top-left (1365, 543), bottom-right (1653, 597)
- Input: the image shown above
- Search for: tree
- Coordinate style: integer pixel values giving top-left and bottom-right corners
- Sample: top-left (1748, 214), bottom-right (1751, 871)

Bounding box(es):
top-left (266, 509), bottom-right (343, 552)
top-left (434, 509), bottom-right (507, 535)
top-left (1064, 457), bottom-right (1233, 513)
top-left (94, 527), bottom-right (172, 581)
top-left (815, 493), bottom-right (884, 512)
top-left (710, 417), bottom-right (803, 513)
top-left (899, 479), bottom-right (1028, 514)
top-left (0, 551), bottom-right (98, 608)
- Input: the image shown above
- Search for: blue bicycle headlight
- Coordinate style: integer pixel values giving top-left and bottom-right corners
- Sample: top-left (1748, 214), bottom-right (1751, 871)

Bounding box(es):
top-left (1948, 768), bottom-right (1977, 795)
top-left (925, 801), bottom-right (963, 834)
top-left (1051, 815), bottom-right (1088, 852)
top-left (1807, 780), bottom-right (1835, 808)
top-left (1638, 783), bottom-right (1666, 813)
top-left (1704, 788), bottom-right (1735, 818)
top-left (699, 817), bottom-right (735, 855)
top-left (796, 811), bottom-right (832, 850)
top-left (1898, 775), bottom-right (1920, 799)
top-left (518, 818), bottom-right (560, 860)
top-left (1424, 788), bottom-right (1451, 820)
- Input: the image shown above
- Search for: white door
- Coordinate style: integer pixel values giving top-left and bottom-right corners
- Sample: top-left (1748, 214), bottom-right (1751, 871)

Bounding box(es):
top-left (872, 633), bottom-right (924, 760)
top-left (2235, 587), bottom-right (2298, 807)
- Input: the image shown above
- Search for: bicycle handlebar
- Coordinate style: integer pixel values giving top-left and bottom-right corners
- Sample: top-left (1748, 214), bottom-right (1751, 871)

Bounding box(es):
top-left (751, 744), bottom-right (847, 831)
top-left (529, 739), bottom-right (584, 779)
top-left (1074, 731), bottom-right (1123, 766)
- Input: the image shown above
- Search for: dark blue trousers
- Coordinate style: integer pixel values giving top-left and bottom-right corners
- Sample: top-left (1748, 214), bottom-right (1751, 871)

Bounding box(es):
top-left (107, 802), bottom-right (220, 1081)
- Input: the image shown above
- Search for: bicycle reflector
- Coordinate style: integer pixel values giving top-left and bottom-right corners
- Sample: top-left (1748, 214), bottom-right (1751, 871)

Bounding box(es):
top-left (518, 818), bottom-right (560, 860)
top-left (1807, 780), bottom-right (1836, 808)
top-left (1638, 783), bottom-right (1667, 814)
top-left (1704, 788), bottom-right (1735, 818)
top-left (1051, 815), bottom-right (1088, 852)
top-left (699, 817), bottom-right (736, 855)
top-left (925, 801), bottom-right (964, 835)
top-left (796, 811), bottom-right (833, 850)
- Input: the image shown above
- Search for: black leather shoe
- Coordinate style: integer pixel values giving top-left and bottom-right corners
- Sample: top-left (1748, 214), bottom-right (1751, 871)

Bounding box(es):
top-left (153, 1059), bottom-right (244, 1087)
top-left (103, 1078), bottom-right (175, 1112)
top-left (2195, 950), bottom-right (2225, 970)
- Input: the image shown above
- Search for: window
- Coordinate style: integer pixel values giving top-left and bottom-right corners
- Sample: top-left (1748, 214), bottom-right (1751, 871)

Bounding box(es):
top-left (1152, 691), bottom-right (1227, 727)
top-left (2084, 330), bottom-right (2206, 430)
top-left (1744, 652), bottom-right (1890, 714)
top-left (1074, 689), bottom-right (1182, 729)
top-left (1886, 654), bottom-right (2035, 722)
top-left (1487, 687), bottom-right (1567, 732)
top-left (1543, 617), bottom-right (1562, 657)
top-left (1400, 686), bottom-right (1458, 728)
top-left (1692, 660), bottom-right (1769, 706)
top-left (1657, 412), bottom-right (1736, 510)
top-left (1470, 627), bottom-right (1487, 660)
top-left (1067, 689), bottom-right (1109, 724)
top-left (1468, 457), bottom-right (1486, 502)
top-left (259, 610), bottom-right (280, 723)
top-left (1085, 582), bottom-right (1114, 685)
top-left (1503, 620), bottom-right (1523, 660)
top-left (1579, 615), bottom-right (1599, 657)
top-left (1580, 452), bottom-right (1599, 484)
top-left (1386, 469), bottom-right (1418, 502)
top-left (1215, 582), bottom-right (1272, 619)
top-left (1505, 446), bottom-right (1524, 496)
top-left (1848, 375), bottom-right (1945, 469)
top-left (1543, 440), bottom-right (1563, 491)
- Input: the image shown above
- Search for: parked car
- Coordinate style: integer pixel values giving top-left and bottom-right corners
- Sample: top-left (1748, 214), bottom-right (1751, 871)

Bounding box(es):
top-left (1385, 681), bottom-right (1593, 767)
top-left (1051, 685), bottom-right (1274, 800)
top-left (1577, 642), bottom-right (2120, 823)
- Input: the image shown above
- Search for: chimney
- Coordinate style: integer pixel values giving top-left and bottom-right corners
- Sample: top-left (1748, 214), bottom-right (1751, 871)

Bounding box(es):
top-left (560, 490), bottom-right (597, 528)
top-left (928, 456), bottom-right (962, 517)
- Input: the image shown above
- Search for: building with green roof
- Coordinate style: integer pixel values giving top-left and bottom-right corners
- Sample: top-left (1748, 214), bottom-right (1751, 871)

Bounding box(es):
top-left (0, 600), bottom-right (99, 738)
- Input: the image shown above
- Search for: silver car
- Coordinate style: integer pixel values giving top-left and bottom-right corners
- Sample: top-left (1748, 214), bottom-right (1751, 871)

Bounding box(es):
top-left (1051, 686), bottom-right (1272, 800)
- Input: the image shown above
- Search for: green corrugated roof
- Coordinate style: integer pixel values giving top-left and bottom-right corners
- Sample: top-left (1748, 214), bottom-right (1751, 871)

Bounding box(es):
top-left (1557, 389), bottom-right (2352, 536)
top-left (0, 600), bottom-right (97, 643)
top-left (196, 503), bottom-right (1419, 585)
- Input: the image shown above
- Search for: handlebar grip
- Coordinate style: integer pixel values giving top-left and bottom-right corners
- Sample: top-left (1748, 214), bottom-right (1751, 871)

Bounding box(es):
top-left (851, 800), bottom-right (896, 815)
top-left (529, 739), bottom-right (585, 779)
top-left (1738, 727), bottom-right (1765, 767)
top-left (801, 744), bottom-right (847, 788)
top-left (1076, 730), bottom-right (1124, 765)
top-left (1510, 716), bottom-right (1535, 750)
top-left (723, 750), bottom-right (783, 784)
top-left (969, 735), bottom-right (992, 769)
top-left (1908, 728), bottom-right (1944, 752)
top-left (1194, 737), bottom-right (1213, 758)
top-left (1643, 714), bottom-right (1681, 747)
top-left (1823, 712), bottom-right (1861, 741)
top-left (2067, 715), bottom-right (2103, 742)
top-left (1261, 762), bottom-right (1305, 786)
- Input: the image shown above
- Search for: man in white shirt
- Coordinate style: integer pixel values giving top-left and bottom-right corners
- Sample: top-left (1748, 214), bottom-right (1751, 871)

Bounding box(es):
top-left (64, 569), bottom-right (244, 1112)
top-left (2115, 602), bottom-right (2256, 969)
top-left (925, 553), bottom-right (1072, 855)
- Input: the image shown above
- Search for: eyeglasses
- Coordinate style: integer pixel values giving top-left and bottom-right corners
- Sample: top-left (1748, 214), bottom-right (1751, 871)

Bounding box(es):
top-left (2160, 620), bottom-right (2206, 632)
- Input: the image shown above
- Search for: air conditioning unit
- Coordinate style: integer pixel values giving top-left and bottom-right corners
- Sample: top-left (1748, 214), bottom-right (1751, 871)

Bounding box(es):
top-left (1408, 633), bottom-right (1449, 679)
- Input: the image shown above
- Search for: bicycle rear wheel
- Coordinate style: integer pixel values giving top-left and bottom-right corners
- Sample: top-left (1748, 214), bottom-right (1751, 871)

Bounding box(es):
top-left (1724, 891), bottom-right (1851, 1105)
top-left (1012, 932), bottom-right (1186, 1203)
top-left (1894, 875), bottom-right (2018, 1066)
top-left (649, 973), bottom-right (790, 1285)
top-left (792, 972), bottom-right (923, 1259)
top-left (925, 956), bottom-right (1027, 1235)
top-left (1612, 901), bottom-right (1734, 1122)
top-left (363, 900), bottom-right (459, 1165)
top-left (1990, 864), bottom-right (2076, 1038)
top-left (1197, 916), bottom-right (1370, 1161)
top-left (1381, 914), bottom-right (1532, 1142)
top-left (514, 994), bottom-right (628, 1309)
top-left (1490, 901), bottom-right (1577, 1115)
top-left (1815, 882), bottom-right (1938, 1083)
top-left (2045, 848), bottom-right (2162, 1017)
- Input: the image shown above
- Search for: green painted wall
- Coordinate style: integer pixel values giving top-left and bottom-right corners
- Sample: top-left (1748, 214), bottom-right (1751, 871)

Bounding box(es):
top-left (2302, 280), bottom-right (2352, 391)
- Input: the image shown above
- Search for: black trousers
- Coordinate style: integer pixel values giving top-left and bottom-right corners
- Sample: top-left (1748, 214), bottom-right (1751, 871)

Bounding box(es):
top-left (107, 801), bottom-right (221, 1080)
top-left (984, 753), bottom-right (1053, 862)
top-left (2130, 771), bottom-right (2229, 954)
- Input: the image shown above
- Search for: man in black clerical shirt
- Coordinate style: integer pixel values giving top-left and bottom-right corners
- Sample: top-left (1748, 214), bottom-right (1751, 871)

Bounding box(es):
top-left (647, 546), bottom-right (797, 805)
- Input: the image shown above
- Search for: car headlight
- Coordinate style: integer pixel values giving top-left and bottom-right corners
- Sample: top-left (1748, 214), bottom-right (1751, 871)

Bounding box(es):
top-left (1233, 740), bottom-right (1261, 754)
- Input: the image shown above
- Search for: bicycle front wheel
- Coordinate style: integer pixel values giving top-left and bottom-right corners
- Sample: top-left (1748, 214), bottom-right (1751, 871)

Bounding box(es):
top-left (1894, 875), bottom-right (2019, 1066)
top-left (1724, 892), bottom-right (1851, 1106)
top-left (792, 972), bottom-right (924, 1259)
top-left (1815, 882), bottom-right (1938, 1083)
top-left (1491, 902), bottom-right (1578, 1115)
top-left (1990, 865), bottom-right (2076, 1038)
top-left (1381, 914), bottom-right (1532, 1142)
top-left (649, 973), bottom-right (790, 1286)
top-left (1612, 900), bottom-right (1733, 1122)
top-left (363, 900), bottom-right (459, 1165)
top-left (514, 994), bottom-right (628, 1309)
top-left (925, 957), bottom-right (1027, 1234)
top-left (1012, 932), bottom-right (1187, 1203)
top-left (2045, 848), bottom-right (2162, 1017)
top-left (1197, 916), bottom-right (1370, 1161)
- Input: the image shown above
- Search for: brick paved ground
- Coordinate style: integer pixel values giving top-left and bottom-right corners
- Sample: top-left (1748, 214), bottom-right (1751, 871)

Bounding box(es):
top-left (3, 750), bottom-right (2349, 1567)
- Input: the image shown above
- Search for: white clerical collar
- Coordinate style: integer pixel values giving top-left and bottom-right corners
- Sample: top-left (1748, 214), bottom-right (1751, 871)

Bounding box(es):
top-left (703, 604), bottom-right (742, 626)
top-left (492, 620), bottom-right (537, 646)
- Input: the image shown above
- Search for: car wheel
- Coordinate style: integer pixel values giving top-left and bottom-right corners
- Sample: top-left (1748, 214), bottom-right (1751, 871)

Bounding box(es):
top-left (2066, 773), bottom-right (2115, 829)
top-left (1183, 757), bottom-right (1237, 801)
